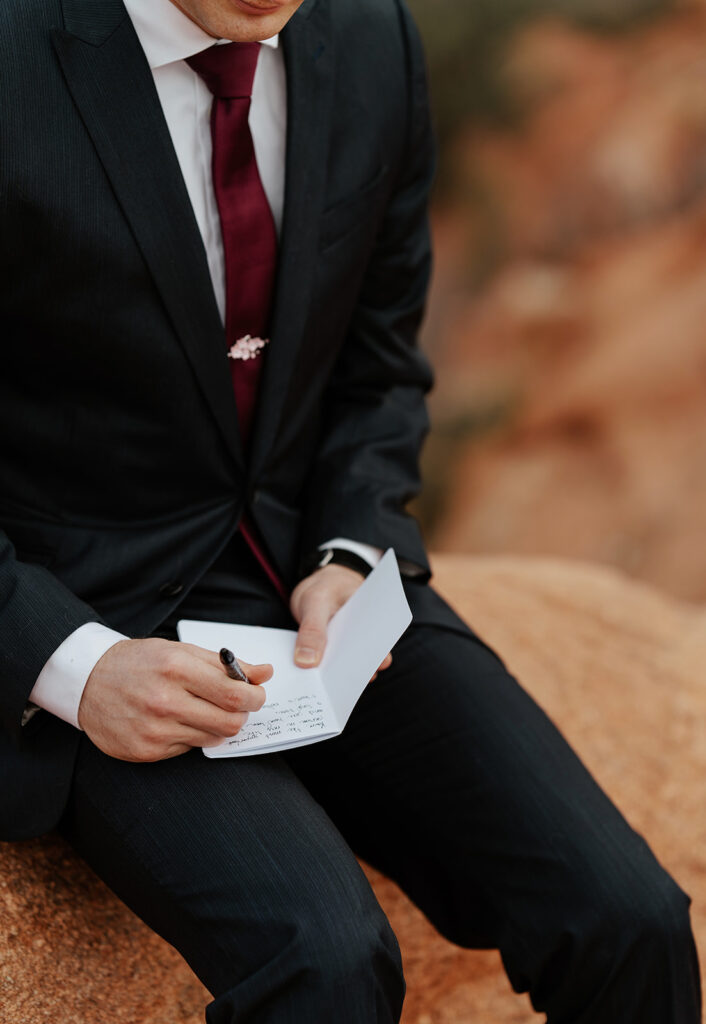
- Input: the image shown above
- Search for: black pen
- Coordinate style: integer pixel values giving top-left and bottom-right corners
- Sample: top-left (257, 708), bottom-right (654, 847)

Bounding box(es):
top-left (219, 647), bottom-right (252, 684)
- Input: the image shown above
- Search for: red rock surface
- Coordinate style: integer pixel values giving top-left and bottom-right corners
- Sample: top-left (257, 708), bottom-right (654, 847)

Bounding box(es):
top-left (2, 555), bottom-right (704, 1022)
top-left (426, 9), bottom-right (706, 603)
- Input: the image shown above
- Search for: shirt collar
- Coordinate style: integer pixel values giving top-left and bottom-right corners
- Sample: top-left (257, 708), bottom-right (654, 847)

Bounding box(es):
top-left (123, 0), bottom-right (280, 71)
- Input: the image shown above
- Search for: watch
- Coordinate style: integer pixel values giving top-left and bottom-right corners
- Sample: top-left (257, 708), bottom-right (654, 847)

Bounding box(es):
top-left (306, 547), bottom-right (373, 579)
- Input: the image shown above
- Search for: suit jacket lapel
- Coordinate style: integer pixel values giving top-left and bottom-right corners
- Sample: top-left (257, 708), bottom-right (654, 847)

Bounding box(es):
top-left (249, 0), bottom-right (334, 478)
top-left (52, 0), bottom-right (244, 468)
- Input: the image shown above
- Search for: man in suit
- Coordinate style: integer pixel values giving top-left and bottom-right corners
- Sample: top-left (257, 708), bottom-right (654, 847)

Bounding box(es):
top-left (0, 0), bottom-right (701, 1020)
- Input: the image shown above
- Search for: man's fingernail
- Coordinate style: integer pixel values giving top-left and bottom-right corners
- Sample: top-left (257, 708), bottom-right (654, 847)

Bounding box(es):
top-left (295, 648), bottom-right (318, 666)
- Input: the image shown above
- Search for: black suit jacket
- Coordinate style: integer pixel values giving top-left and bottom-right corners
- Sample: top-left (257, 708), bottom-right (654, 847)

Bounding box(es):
top-left (0, 0), bottom-right (472, 840)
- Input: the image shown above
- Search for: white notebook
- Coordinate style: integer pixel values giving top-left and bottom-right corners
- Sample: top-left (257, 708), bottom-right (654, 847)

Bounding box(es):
top-left (177, 548), bottom-right (412, 758)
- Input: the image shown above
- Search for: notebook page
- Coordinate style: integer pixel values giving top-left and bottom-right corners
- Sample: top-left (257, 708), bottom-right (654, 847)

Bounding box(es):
top-left (319, 549), bottom-right (413, 729)
top-left (175, 621), bottom-right (336, 757)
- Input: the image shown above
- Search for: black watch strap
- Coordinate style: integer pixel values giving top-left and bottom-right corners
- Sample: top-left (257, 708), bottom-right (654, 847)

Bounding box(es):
top-left (307, 547), bottom-right (373, 579)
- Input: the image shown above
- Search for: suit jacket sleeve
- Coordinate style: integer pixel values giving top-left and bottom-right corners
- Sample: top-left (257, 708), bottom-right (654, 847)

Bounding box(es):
top-left (299, 5), bottom-right (436, 579)
top-left (0, 531), bottom-right (103, 738)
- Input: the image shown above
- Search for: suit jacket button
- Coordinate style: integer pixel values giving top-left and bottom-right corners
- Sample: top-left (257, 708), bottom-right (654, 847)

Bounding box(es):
top-left (159, 581), bottom-right (184, 598)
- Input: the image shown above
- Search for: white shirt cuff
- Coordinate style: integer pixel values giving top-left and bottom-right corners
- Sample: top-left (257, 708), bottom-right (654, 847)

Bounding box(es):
top-left (319, 538), bottom-right (384, 570)
top-left (27, 623), bottom-right (128, 730)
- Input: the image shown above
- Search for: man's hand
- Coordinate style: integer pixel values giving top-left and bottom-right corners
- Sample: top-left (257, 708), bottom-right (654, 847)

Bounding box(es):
top-left (290, 565), bottom-right (393, 676)
top-left (78, 639), bottom-right (272, 762)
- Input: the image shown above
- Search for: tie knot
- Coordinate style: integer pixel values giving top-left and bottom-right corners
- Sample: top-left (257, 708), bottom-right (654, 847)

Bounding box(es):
top-left (187, 42), bottom-right (261, 99)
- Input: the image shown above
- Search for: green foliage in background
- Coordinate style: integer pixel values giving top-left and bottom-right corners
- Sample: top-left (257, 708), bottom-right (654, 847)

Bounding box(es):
top-left (407, 0), bottom-right (671, 145)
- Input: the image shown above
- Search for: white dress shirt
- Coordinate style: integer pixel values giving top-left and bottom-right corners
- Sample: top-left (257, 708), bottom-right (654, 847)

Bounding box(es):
top-left (27, 0), bottom-right (381, 730)
top-left (123, 0), bottom-right (286, 321)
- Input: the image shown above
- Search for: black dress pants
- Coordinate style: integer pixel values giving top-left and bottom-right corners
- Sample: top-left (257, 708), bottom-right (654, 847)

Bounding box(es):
top-left (59, 543), bottom-right (702, 1022)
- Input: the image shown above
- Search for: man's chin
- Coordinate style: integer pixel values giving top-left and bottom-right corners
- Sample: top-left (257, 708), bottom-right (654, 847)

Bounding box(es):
top-left (169, 0), bottom-right (299, 42)
top-left (224, 0), bottom-right (292, 37)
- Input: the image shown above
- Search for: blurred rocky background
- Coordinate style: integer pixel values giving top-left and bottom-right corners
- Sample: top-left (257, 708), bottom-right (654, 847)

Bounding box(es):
top-left (408, 0), bottom-right (706, 602)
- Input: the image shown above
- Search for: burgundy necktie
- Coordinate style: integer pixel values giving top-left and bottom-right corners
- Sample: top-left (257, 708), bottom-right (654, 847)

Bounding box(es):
top-left (187, 43), bottom-right (288, 601)
top-left (187, 41), bottom-right (277, 444)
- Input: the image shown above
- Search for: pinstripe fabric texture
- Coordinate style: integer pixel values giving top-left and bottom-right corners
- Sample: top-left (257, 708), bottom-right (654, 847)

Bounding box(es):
top-left (0, 0), bottom-right (444, 838)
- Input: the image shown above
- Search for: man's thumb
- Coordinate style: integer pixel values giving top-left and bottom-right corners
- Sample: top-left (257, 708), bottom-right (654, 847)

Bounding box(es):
top-left (294, 602), bottom-right (329, 668)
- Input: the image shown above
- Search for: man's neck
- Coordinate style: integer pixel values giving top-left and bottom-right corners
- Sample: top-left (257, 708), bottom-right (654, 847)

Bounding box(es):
top-left (167, 0), bottom-right (219, 40)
